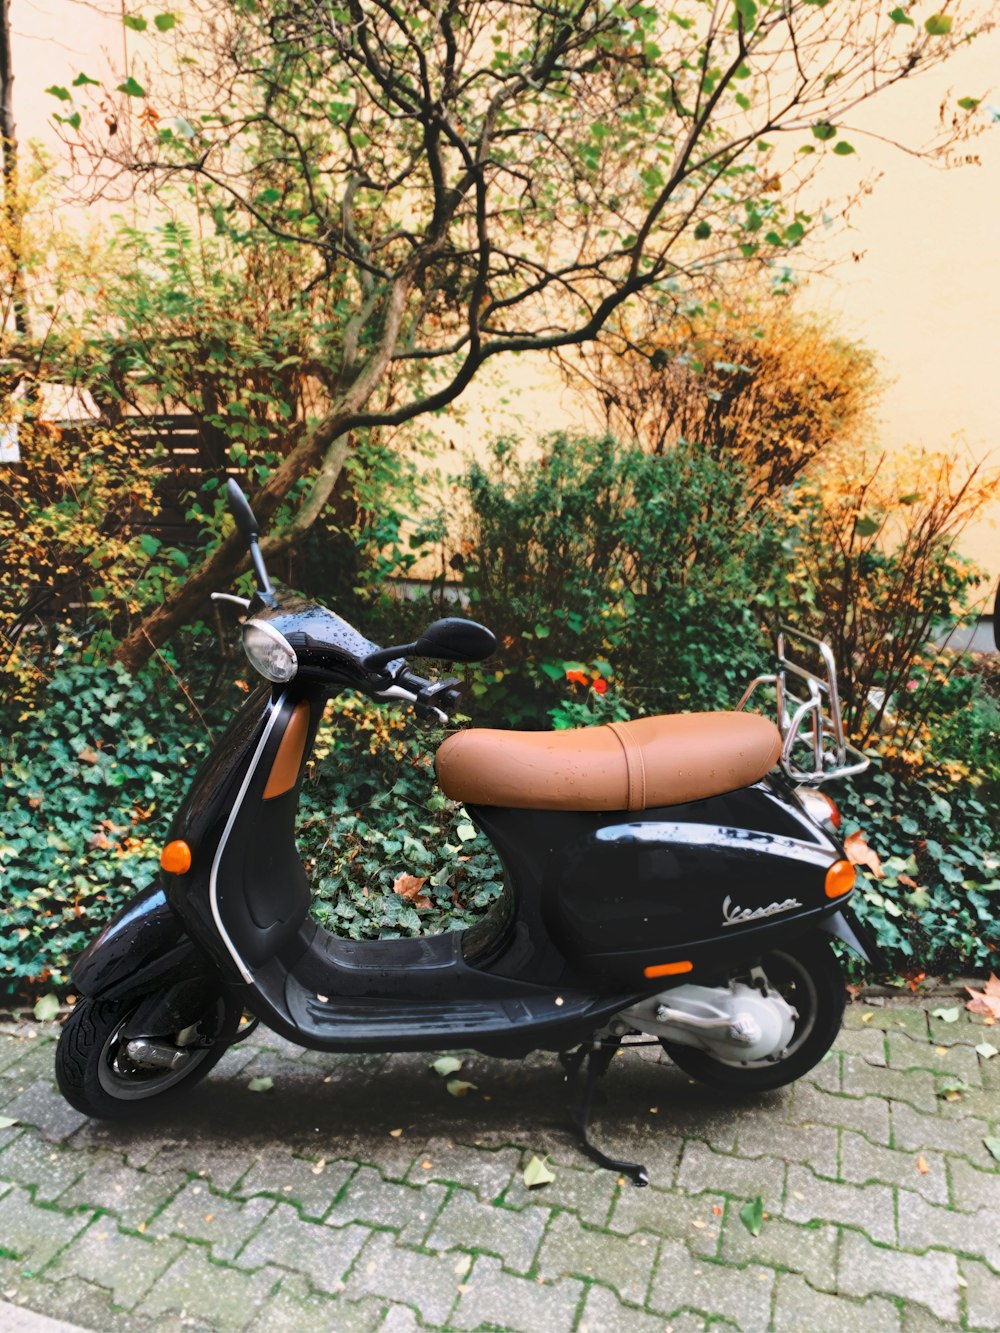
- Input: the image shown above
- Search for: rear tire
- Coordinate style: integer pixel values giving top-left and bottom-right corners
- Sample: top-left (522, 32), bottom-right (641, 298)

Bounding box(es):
top-left (660, 934), bottom-right (846, 1092)
top-left (55, 993), bottom-right (241, 1119)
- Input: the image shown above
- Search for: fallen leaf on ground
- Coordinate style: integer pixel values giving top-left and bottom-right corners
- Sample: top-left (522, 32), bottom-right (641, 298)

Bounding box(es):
top-left (446, 1079), bottom-right (477, 1098)
top-left (965, 975), bottom-right (1000, 1021)
top-left (932, 1006), bottom-right (960, 1023)
top-left (247, 1076), bottom-right (274, 1093)
top-left (860, 1012), bottom-right (874, 1024)
top-left (936, 1077), bottom-right (965, 1102)
top-left (0, 1116), bottom-right (18, 1129)
top-left (389, 1128), bottom-right (403, 1138)
top-left (311, 1158), bottom-right (325, 1176)
top-left (431, 1056), bottom-right (463, 1078)
top-left (740, 1196), bottom-right (765, 1237)
top-left (393, 872), bottom-right (432, 910)
top-left (844, 830), bottom-right (884, 879)
top-left (33, 994), bottom-right (59, 1022)
top-left (984, 1137), bottom-right (1000, 1163)
top-left (523, 1155), bottom-right (555, 1189)
top-left (975, 1042), bottom-right (998, 1060)
top-left (916, 1156), bottom-right (929, 1175)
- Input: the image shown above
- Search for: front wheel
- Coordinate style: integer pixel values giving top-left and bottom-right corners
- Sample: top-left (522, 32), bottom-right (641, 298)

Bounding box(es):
top-left (55, 993), bottom-right (242, 1119)
top-left (660, 934), bottom-right (846, 1092)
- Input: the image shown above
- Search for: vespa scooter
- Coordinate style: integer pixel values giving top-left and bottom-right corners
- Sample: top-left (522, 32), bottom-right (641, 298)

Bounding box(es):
top-left (55, 481), bottom-right (877, 1182)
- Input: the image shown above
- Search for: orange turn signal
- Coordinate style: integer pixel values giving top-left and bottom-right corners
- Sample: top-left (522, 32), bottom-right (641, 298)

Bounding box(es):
top-left (825, 859), bottom-right (856, 898)
top-left (160, 840), bottom-right (192, 875)
top-left (644, 960), bottom-right (694, 980)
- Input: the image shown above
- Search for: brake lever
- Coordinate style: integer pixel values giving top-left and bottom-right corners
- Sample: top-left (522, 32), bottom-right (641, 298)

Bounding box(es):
top-left (211, 592), bottom-right (252, 611)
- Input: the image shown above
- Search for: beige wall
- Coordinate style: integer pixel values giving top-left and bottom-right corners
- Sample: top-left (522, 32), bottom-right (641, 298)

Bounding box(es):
top-left (12, 3), bottom-right (999, 584)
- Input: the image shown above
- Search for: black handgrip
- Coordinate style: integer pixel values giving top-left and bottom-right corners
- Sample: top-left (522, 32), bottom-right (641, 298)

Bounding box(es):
top-left (227, 479), bottom-right (259, 540)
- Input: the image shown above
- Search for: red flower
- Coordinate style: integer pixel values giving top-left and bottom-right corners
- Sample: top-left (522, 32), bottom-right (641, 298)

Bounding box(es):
top-left (592, 678), bottom-right (607, 695)
top-left (565, 669), bottom-right (589, 687)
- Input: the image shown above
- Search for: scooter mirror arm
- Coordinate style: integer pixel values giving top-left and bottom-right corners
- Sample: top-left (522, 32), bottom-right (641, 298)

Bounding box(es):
top-left (211, 592), bottom-right (252, 611)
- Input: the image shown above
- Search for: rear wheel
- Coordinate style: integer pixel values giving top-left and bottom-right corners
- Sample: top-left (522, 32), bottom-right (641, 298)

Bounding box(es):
top-left (660, 934), bottom-right (846, 1092)
top-left (55, 993), bottom-right (241, 1119)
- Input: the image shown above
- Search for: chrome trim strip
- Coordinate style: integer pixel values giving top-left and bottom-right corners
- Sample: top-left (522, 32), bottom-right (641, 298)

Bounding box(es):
top-left (594, 821), bottom-right (834, 870)
top-left (208, 691), bottom-right (288, 983)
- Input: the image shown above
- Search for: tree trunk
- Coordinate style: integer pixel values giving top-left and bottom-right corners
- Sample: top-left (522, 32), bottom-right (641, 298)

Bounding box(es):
top-left (0, 0), bottom-right (26, 338)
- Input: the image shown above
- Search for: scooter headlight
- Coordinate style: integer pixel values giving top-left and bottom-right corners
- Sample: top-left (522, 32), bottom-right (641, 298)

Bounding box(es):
top-left (242, 620), bottom-right (298, 683)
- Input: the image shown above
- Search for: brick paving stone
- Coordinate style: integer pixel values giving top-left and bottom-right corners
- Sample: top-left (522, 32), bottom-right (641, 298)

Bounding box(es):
top-left (608, 1184), bottom-right (724, 1257)
top-left (236, 1201), bottom-right (369, 1292)
top-left (404, 1141), bottom-right (521, 1201)
top-left (886, 1032), bottom-right (983, 1085)
top-left (733, 1119), bottom-right (839, 1176)
top-left (326, 1165), bottom-right (446, 1245)
top-left (833, 1026), bottom-right (888, 1065)
top-left (719, 1212), bottom-right (838, 1293)
top-left (254, 1272), bottom-right (386, 1333)
top-left (233, 1151), bottom-right (356, 1219)
top-left (675, 1140), bottom-right (786, 1202)
top-left (648, 1238), bottom-right (774, 1332)
top-left (896, 1191), bottom-right (1000, 1270)
top-left (139, 1249), bottom-right (279, 1333)
top-left (148, 1141), bottom-right (261, 1193)
top-left (538, 1209), bottom-right (658, 1304)
top-left (46, 1218), bottom-right (183, 1309)
top-left (426, 1185), bottom-right (546, 1275)
top-left (379, 1304), bottom-right (421, 1332)
top-left (783, 1162), bottom-right (896, 1243)
top-left (846, 1004), bottom-right (928, 1037)
top-left (503, 1155), bottom-right (619, 1226)
top-left (451, 1254), bottom-right (583, 1333)
top-left (341, 1230), bottom-right (461, 1327)
top-left (0, 1187), bottom-right (92, 1274)
top-left (841, 1056), bottom-right (941, 1112)
top-left (789, 1084), bottom-right (892, 1144)
top-left (961, 1259), bottom-right (1000, 1331)
top-left (937, 1084), bottom-right (1000, 1123)
top-left (0, 1136), bottom-right (84, 1203)
top-left (946, 1155), bottom-right (1000, 1214)
top-left (0, 1083), bottom-right (89, 1145)
top-left (774, 1271), bottom-right (902, 1333)
top-left (890, 1101), bottom-right (997, 1166)
top-left (839, 1129), bottom-right (948, 1205)
top-left (56, 1154), bottom-right (188, 1228)
top-left (149, 1181), bottom-right (274, 1260)
top-left (837, 1228), bottom-right (960, 1323)
top-left (65, 1122), bottom-right (171, 1170)
top-left (578, 1282), bottom-right (708, 1333)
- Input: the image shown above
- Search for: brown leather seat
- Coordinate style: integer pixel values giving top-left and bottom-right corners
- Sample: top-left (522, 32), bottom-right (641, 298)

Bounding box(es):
top-left (435, 712), bottom-right (782, 812)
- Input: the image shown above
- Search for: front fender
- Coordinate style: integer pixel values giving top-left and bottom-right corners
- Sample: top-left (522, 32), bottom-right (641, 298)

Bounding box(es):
top-left (73, 881), bottom-right (208, 1000)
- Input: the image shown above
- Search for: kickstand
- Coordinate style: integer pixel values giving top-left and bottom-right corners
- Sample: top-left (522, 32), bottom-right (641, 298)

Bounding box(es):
top-left (559, 1038), bottom-right (649, 1187)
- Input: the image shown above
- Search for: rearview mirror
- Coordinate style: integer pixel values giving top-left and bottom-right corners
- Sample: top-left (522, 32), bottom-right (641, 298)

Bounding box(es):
top-left (413, 618), bottom-right (496, 663)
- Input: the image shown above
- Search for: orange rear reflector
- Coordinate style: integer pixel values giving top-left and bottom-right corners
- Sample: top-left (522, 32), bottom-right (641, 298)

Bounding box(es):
top-left (644, 960), bottom-right (694, 980)
top-left (160, 840), bottom-right (192, 875)
top-left (825, 859), bottom-right (856, 898)
top-left (263, 701), bottom-right (311, 800)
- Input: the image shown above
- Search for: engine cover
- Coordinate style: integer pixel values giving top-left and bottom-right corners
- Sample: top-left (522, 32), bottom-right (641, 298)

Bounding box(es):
top-left (617, 982), bottom-right (798, 1064)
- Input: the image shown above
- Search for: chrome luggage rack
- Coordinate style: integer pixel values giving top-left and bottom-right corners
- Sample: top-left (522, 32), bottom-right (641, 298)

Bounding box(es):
top-left (737, 626), bottom-right (870, 786)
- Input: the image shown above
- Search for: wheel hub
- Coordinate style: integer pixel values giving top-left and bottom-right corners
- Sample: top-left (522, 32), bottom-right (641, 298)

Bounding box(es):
top-left (618, 981), bottom-right (799, 1063)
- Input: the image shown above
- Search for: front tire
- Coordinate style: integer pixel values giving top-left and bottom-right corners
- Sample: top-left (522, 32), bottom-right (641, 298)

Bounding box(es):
top-left (660, 934), bottom-right (846, 1092)
top-left (55, 993), bottom-right (241, 1119)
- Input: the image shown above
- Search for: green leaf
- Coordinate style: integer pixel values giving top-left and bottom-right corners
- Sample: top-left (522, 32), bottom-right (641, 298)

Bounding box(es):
top-left (33, 994), bottom-right (59, 1022)
top-left (898, 492), bottom-right (922, 504)
top-left (888, 6), bottom-right (914, 25)
top-left (123, 14), bottom-right (148, 31)
top-left (833, 141), bottom-right (856, 156)
top-left (740, 1196), bottom-right (764, 1236)
top-left (117, 77), bottom-right (146, 98)
top-left (534, 623), bottom-right (550, 639)
top-left (431, 1056), bottom-right (463, 1077)
top-left (138, 533), bottom-right (161, 558)
top-left (523, 1155), bottom-right (555, 1189)
top-left (932, 1006), bottom-right (960, 1022)
top-left (55, 111), bottom-right (82, 131)
top-left (733, 0), bottom-right (758, 25)
top-left (446, 1079), bottom-right (477, 1097)
top-left (812, 123), bottom-right (837, 142)
top-left (924, 14), bottom-right (953, 35)
top-left (45, 85), bottom-right (72, 102)
top-left (154, 12), bottom-right (177, 30)
top-left (975, 1042), bottom-right (998, 1060)
top-left (455, 822), bottom-right (477, 842)
top-left (985, 1137), bottom-right (1000, 1162)
top-left (855, 516), bottom-right (881, 538)
top-left (72, 72), bottom-right (101, 87)
top-left (693, 220), bottom-right (712, 241)
top-left (936, 1077), bottom-right (966, 1101)
top-left (957, 97), bottom-right (980, 111)
top-left (0, 1115), bottom-right (18, 1129)
top-left (247, 1076), bottom-right (274, 1092)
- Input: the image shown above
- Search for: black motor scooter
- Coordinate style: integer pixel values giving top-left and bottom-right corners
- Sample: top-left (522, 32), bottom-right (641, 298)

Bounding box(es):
top-left (56, 481), bottom-right (877, 1182)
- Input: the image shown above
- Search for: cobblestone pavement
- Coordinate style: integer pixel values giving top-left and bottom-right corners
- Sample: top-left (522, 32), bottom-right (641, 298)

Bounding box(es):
top-left (0, 997), bottom-right (998, 1332)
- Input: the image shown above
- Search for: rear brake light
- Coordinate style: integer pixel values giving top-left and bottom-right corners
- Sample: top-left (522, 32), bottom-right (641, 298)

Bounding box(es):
top-left (797, 787), bottom-right (842, 830)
